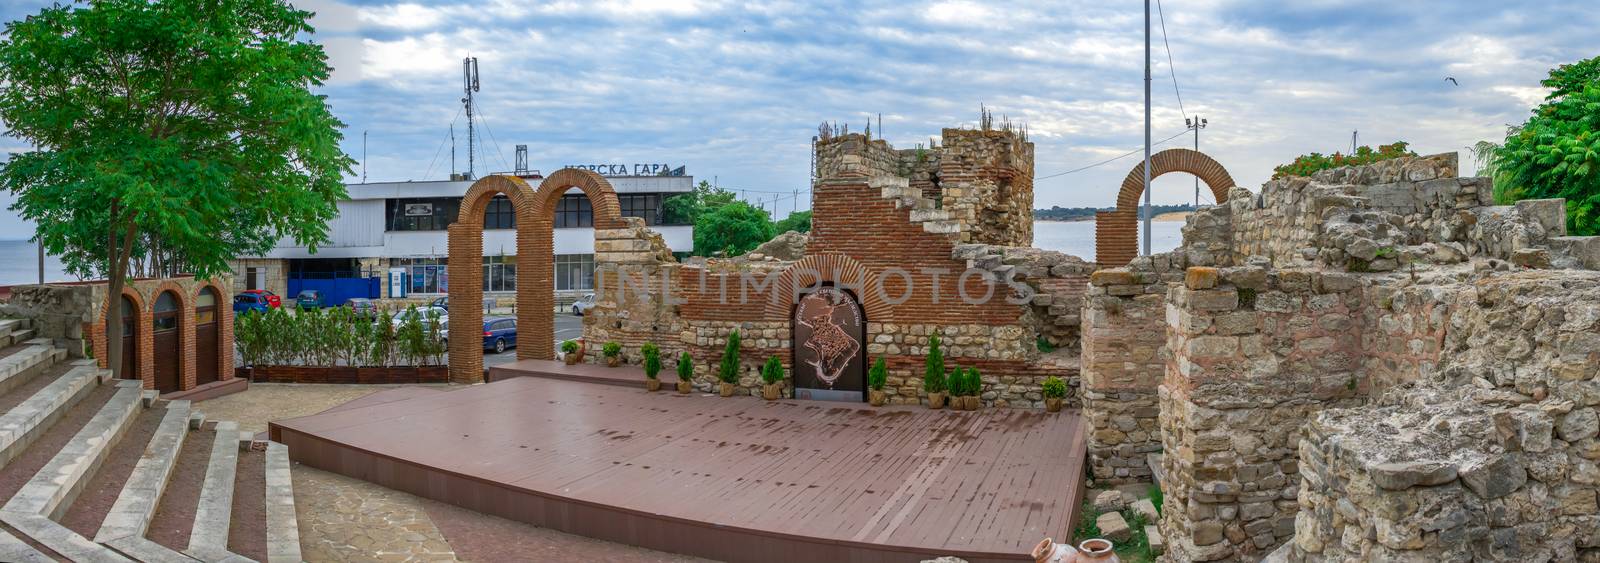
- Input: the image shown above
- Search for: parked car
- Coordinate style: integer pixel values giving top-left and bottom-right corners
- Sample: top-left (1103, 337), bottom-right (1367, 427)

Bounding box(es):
top-left (240, 289), bottom-right (281, 308)
top-left (294, 290), bottom-right (323, 309)
top-left (431, 295), bottom-right (496, 311)
top-left (344, 298), bottom-right (377, 320)
top-left (571, 293), bottom-right (596, 316)
top-left (392, 306), bottom-right (449, 329)
top-left (232, 293), bottom-right (270, 315)
top-left (482, 317), bottom-right (518, 354)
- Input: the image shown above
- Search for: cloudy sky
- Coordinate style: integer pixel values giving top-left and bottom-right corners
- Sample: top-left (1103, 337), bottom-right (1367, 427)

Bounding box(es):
top-left (1, 0), bottom-right (1598, 240)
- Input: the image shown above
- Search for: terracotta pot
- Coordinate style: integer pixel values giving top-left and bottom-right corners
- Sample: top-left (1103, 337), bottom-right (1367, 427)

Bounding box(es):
top-left (564, 354), bottom-right (578, 365)
top-left (1076, 539), bottom-right (1118, 562)
top-left (573, 340), bottom-right (587, 362)
top-left (762, 383), bottom-right (782, 400)
top-left (1032, 537), bottom-right (1077, 563)
top-left (646, 378), bottom-right (661, 392)
top-left (869, 389), bottom-right (887, 407)
top-left (927, 392), bottom-right (946, 410)
top-left (606, 356), bottom-right (621, 368)
top-left (965, 396), bottom-right (981, 411)
top-left (677, 380), bottom-right (692, 394)
top-left (719, 382), bottom-right (736, 397)
top-left (1045, 397), bottom-right (1063, 412)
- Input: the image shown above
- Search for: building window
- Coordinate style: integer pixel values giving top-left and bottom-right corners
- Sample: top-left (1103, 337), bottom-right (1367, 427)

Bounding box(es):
top-left (483, 255), bottom-right (516, 292)
top-left (245, 267), bottom-right (264, 290)
top-left (554, 194), bottom-right (592, 228)
top-left (618, 194), bottom-right (661, 225)
top-left (390, 258), bottom-right (448, 293)
top-left (386, 198), bottom-right (461, 231)
top-left (484, 195), bottom-right (516, 229)
top-left (153, 291), bottom-right (179, 331)
top-left (555, 254), bottom-right (594, 291)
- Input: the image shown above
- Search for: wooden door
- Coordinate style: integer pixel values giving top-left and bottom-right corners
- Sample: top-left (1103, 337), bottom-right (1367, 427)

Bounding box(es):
top-left (152, 291), bottom-right (180, 392)
top-left (195, 288), bottom-right (219, 386)
top-left (119, 295), bottom-right (139, 381)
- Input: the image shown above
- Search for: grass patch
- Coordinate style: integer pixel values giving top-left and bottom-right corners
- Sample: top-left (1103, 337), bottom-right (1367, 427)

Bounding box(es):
top-left (1073, 497), bottom-right (1158, 563)
top-left (1036, 337), bottom-right (1056, 353)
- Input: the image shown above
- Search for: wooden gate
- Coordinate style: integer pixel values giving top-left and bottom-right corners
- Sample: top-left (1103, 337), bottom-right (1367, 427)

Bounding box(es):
top-left (792, 286), bottom-right (866, 402)
top-left (195, 287), bottom-right (219, 386)
top-left (119, 295), bottom-right (139, 381)
top-left (152, 291), bottom-right (180, 393)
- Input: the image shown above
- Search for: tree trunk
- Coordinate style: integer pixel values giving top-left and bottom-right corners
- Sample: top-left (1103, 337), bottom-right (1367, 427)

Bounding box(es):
top-left (103, 213), bottom-right (137, 381)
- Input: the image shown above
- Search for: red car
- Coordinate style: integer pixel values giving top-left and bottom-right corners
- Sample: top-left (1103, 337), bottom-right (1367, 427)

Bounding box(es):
top-left (240, 289), bottom-right (282, 309)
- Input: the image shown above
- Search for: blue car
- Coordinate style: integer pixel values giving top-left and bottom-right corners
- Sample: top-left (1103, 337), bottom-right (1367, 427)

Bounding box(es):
top-left (232, 293), bottom-right (270, 315)
top-left (482, 317), bottom-right (517, 354)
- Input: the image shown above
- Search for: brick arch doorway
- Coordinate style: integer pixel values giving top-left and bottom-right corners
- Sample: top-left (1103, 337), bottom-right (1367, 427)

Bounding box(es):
top-left (116, 293), bottom-right (141, 382)
top-left (1094, 148), bottom-right (1236, 266)
top-left (151, 290), bottom-right (183, 393)
top-left (447, 168), bottom-right (626, 383)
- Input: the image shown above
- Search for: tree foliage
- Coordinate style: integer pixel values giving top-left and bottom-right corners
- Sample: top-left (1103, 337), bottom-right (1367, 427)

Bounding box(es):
top-left (694, 200), bottom-right (775, 257)
top-left (718, 329), bottom-right (742, 384)
top-left (923, 333), bottom-right (946, 394)
top-left (1271, 142), bottom-right (1416, 180)
top-left (774, 210), bottom-right (812, 234)
top-left (1495, 55), bottom-right (1600, 236)
top-left (662, 180), bottom-right (736, 225)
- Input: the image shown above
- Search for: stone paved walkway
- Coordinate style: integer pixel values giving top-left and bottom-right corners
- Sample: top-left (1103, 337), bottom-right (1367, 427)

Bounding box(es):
top-left (293, 466), bottom-right (458, 562)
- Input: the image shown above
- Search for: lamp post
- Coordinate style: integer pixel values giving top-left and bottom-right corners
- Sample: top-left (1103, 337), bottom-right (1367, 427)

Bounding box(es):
top-left (1141, 0), bottom-right (1152, 256)
top-left (1186, 116), bottom-right (1207, 207)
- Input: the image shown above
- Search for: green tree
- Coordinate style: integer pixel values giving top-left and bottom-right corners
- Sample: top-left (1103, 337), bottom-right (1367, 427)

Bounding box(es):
top-left (923, 333), bottom-right (946, 394)
top-left (774, 210), bottom-right (812, 234)
top-left (1495, 55), bottom-right (1600, 236)
top-left (694, 201), bottom-right (775, 256)
top-left (662, 180), bottom-right (735, 225)
top-left (0, 0), bottom-right (353, 378)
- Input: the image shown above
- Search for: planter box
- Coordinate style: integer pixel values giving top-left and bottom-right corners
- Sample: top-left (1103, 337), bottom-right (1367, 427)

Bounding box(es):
top-left (328, 366), bottom-right (358, 384)
top-left (239, 365), bottom-right (444, 385)
top-left (417, 366), bottom-right (448, 384)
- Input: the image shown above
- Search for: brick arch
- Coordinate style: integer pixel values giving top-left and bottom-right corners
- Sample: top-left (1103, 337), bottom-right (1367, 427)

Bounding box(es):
top-left (446, 169), bottom-right (624, 383)
top-left (98, 286), bottom-right (149, 380)
top-left (1095, 148), bottom-right (1237, 266)
top-left (194, 279), bottom-right (234, 386)
top-left (761, 253), bottom-right (893, 322)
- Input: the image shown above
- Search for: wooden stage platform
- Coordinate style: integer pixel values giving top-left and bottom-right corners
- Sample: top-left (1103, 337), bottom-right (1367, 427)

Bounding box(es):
top-left (269, 366), bottom-right (1088, 563)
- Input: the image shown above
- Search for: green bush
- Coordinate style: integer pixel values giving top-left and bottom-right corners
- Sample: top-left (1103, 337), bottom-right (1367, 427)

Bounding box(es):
top-left (641, 343), bottom-right (661, 379)
top-left (1271, 142), bottom-right (1415, 180)
top-left (868, 358), bottom-right (887, 391)
top-left (761, 355), bottom-right (783, 385)
top-left (602, 341), bottom-right (621, 358)
top-left (948, 366), bottom-right (965, 396)
top-left (1494, 55), bottom-right (1600, 236)
top-left (561, 340), bottom-right (579, 354)
top-left (923, 333), bottom-right (946, 394)
top-left (676, 352), bottom-right (693, 382)
top-left (1041, 376), bottom-right (1067, 399)
top-left (718, 330), bottom-right (742, 384)
top-left (967, 368), bottom-right (983, 397)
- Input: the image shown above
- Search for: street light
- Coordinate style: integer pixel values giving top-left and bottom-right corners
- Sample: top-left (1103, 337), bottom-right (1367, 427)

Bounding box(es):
top-left (1186, 116), bottom-right (1208, 207)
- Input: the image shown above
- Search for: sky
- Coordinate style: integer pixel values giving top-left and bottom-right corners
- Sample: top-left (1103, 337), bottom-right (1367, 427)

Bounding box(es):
top-left (2, 0), bottom-right (1599, 240)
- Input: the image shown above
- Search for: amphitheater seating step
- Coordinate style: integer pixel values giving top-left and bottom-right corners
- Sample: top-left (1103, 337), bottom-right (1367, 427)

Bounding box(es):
top-left (227, 439), bottom-right (267, 562)
top-left (263, 443), bottom-right (300, 563)
top-left (96, 401), bottom-right (193, 561)
top-left (0, 380), bottom-right (143, 561)
top-left (0, 360), bottom-right (105, 468)
top-left (0, 342), bottom-right (65, 398)
top-left (182, 422), bottom-right (251, 563)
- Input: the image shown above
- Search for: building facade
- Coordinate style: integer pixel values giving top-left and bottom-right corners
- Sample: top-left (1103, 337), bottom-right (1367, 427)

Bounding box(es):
top-left (229, 172), bottom-right (696, 303)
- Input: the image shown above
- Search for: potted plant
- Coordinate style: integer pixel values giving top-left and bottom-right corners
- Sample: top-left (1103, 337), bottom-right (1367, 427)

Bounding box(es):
top-left (642, 343), bottom-right (662, 392)
top-left (760, 356), bottom-right (783, 400)
top-left (676, 352), bottom-right (694, 394)
top-left (965, 367), bottom-right (984, 411)
top-left (1042, 375), bottom-right (1066, 413)
top-left (717, 330), bottom-right (741, 397)
top-left (923, 334), bottom-right (946, 409)
top-left (562, 340), bottom-right (580, 365)
top-left (603, 341), bottom-right (622, 367)
top-left (948, 366), bottom-right (966, 410)
top-left (573, 339), bottom-right (588, 363)
top-left (868, 358), bottom-right (888, 406)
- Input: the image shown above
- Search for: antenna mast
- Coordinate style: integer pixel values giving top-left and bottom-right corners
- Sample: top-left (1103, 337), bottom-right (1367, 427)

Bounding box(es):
top-left (462, 56), bottom-right (480, 179)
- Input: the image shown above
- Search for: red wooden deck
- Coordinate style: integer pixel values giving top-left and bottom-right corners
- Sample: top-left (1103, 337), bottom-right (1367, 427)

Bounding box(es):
top-left (269, 375), bottom-right (1087, 563)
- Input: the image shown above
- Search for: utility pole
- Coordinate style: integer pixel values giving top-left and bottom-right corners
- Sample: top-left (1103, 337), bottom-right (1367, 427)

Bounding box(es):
top-left (462, 56), bottom-right (480, 180)
top-left (1187, 116), bottom-right (1207, 207)
top-left (1142, 0), bottom-right (1153, 256)
top-left (362, 130), bottom-right (368, 184)
top-left (1352, 130), bottom-right (1358, 154)
top-left (37, 238), bottom-right (43, 284)
top-left (449, 124), bottom-right (455, 178)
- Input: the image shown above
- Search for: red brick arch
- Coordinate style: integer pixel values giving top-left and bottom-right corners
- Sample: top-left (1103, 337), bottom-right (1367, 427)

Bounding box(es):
top-left (1095, 148), bottom-right (1237, 266)
top-left (761, 253), bottom-right (894, 322)
top-left (150, 281), bottom-right (192, 393)
top-left (447, 169), bottom-right (624, 383)
top-left (97, 286), bottom-right (149, 381)
top-left (195, 280), bottom-right (234, 386)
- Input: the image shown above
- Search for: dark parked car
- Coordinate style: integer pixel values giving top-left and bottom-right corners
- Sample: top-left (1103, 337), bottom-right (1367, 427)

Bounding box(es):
top-left (482, 317), bottom-right (517, 354)
top-left (240, 289), bottom-right (281, 308)
top-left (233, 293), bottom-right (270, 315)
top-left (294, 290), bottom-right (323, 310)
top-left (344, 298), bottom-right (377, 320)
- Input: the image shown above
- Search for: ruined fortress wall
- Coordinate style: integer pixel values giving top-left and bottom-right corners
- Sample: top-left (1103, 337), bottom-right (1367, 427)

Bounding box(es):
top-left (1292, 271), bottom-right (1600, 562)
top-left (937, 129), bottom-right (1035, 247)
top-left (1157, 267), bottom-right (1369, 562)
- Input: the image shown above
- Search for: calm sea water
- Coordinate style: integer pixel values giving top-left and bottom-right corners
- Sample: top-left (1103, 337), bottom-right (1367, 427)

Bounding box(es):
top-left (0, 240), bottom-right (73, 286)
top-left (1031, 219), bottom-right (1184, 260)
top-left (0, 220), bottom-right (1181, 286)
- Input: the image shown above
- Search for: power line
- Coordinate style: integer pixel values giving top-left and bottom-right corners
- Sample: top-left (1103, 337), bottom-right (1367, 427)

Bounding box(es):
top-left (1036, 129), bottom-right (1190, 180)
top-left (473, 108), bottom-right (514, 173)
top-left (421, 106), bottom-right (465, 181)
top-left (1155, 0), bottom-right (1186, 118)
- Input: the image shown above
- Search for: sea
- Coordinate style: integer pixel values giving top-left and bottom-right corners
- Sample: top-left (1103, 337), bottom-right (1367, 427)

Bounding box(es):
top-left (0, 220), bottom-right (1184, 286)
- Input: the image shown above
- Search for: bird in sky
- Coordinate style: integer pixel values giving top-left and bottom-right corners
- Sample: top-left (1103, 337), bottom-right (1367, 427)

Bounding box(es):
top-left (1445, 77), bottom-right (1459, 86)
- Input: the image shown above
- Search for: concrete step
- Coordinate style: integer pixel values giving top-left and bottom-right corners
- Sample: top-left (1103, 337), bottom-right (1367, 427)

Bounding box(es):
top-left (921, 219), bottom-right (962, 234)
top-left (185, 422), bottom-right (253, 563)
top-left (0, 319), bottom-right (31, 347)
top-left (0, 360), bottom-right (106, 468)
top-left (263, 443), bottom-right (300, 563)
top-left (95, 401), bottom-right (194, 561)
top-left (0, 343), bottom-right (64, 395)
top-left (0, 380), bottom-right (144, 562)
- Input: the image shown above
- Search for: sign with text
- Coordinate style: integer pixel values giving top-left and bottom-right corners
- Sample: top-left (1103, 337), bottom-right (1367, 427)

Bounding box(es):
top-left (792, 286), bottom-right (865, 402)
top-left (563, 163), bottom-right (686, 177)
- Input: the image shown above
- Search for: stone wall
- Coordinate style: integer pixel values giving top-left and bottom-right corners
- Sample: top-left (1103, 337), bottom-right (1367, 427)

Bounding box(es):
top-left (1158, 267), bottom-right (1368, 562)
top-left (1289, 271), bottom-right (1600, 562)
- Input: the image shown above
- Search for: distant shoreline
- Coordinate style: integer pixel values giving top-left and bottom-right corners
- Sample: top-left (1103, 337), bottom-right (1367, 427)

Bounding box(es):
top-left (1034, 212), bottom-right (1190, 223)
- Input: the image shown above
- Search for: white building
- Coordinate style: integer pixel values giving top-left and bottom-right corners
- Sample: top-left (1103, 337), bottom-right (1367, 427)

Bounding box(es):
top-left (229, 172), bottom-right (695, 303)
